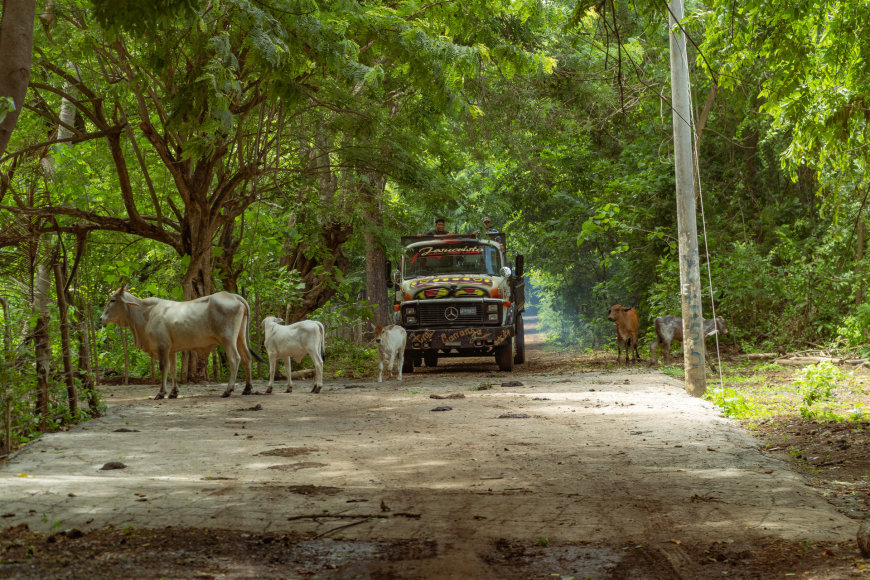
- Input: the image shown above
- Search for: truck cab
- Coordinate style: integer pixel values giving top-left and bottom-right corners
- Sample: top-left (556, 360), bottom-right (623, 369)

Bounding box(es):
top-left (393, 233), bottom-right (525, 372)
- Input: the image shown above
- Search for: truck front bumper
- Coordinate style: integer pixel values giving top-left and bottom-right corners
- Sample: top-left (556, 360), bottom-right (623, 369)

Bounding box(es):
top-left (405, 326), bottom-right (513, 351)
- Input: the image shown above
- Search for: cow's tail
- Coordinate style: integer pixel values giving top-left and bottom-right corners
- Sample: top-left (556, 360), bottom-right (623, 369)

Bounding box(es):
top-left (236, 294), bottom-right (266, 364)
top-left (317, 321), bottom-right (326, 362)
top-left (250, 344), bottom-right (266, 364)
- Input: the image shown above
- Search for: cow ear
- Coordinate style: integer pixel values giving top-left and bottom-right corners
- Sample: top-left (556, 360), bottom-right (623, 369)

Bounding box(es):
top-left (275, 318), bottom-right (284, 324)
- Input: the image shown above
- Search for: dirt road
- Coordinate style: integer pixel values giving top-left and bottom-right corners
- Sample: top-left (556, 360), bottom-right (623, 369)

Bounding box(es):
top-left (0, 319), bottom-right (862, 578)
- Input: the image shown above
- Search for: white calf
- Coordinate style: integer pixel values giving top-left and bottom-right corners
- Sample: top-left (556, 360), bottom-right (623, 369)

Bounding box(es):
top-left (375, 325), bottom-right (406, 382)
top-left (261, 316), bottom-right (325, 394)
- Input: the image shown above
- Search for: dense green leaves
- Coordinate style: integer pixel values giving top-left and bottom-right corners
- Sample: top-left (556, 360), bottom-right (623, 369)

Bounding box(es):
top-left (3, 0), bottom-right (870, 441)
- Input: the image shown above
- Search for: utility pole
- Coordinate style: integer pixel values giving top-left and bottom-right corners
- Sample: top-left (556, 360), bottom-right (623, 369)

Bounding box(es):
top-left (668, 0), bottom-right (706, 397)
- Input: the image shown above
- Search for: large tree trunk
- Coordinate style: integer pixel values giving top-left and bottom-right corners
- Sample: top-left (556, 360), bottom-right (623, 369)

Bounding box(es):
top-left (33, 263), bottom-right (51, 429)
top-left (0, 296), bottom-right (10, 354)
top-left (53, 263), bottom-right (77, 417)
top-left (75, 302), bottom-right (100, 415)
top-left (215, 218), bottom-right (243, 294)
top-left (361, 172), bottom-right (391, 326)
top-left (0, 0), bottom-right (37, 157)
top-left (858, 217), bottom-right (865, 306)
top-left (281, 133), bottom-right (353, 323)
top-left (282, 220), bottom-right (353, 323)
top-left (179, 199), bottom-right (218, 383)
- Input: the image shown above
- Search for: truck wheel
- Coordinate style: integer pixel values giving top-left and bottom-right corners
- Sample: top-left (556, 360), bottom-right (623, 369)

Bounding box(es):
top-left (514, 314), bottom-right (525, 364)
top-left (402, 355), bottom-right (415, 374)
top-left (424, 353), bottom-right (438, 367)
top-left (495, 336), bottom-right (514, 371)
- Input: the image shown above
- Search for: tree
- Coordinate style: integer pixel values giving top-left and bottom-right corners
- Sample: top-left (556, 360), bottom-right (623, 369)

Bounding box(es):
top-left (0, 0), bottom-right (37, 158)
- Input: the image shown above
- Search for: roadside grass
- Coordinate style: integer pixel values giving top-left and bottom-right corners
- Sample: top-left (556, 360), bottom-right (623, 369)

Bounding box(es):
top-left (697, 359), bottom-right (870, 427)
top-left (323, 337), bottom-right (379, 380)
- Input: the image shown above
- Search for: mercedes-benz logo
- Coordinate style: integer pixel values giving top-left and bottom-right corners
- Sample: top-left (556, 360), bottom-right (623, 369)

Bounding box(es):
top-left (444, 306), bottom-right (459, 321)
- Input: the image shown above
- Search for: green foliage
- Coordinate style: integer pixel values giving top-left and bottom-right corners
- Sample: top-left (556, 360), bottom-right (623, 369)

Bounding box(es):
top-left (0, 96), bottom-right (14, 124)
top-left (324, 338), bottom-right (378, 380)
top-left (90, 0), bottom-right (200, 36)
top-left (836, 303), bottom-right (870, 357)
top-left (794, 362), bottom-right (851, 420)
top-left (705, 387), bottom-right (755, 419)
top-left (704, 0), bottom-right (870, 176)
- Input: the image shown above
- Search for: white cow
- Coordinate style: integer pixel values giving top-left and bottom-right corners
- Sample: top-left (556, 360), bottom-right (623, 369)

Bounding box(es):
top-left (100, 285), bottom-right (261, 399)
top-left (374, 325), bottom-right (406, 382)
top-left (261, 316), bottom-right (325, 394)
top-left (650, 315), bottom-right (728, 370)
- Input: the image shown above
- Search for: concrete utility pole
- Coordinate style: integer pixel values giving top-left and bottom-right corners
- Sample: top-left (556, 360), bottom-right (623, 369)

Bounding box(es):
top-left (668, 0), bottom-right (706, 397)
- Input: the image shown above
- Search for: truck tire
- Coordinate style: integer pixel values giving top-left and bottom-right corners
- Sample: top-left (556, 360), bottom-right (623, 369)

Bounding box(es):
top-left (514, 314), bottom-right (525, 364)
top-left (402, 355), bottom-right (415, 374)
top-left (495, 335), bottom-right (514, 371)
top-left (424, 352), bottom-right (438, 367)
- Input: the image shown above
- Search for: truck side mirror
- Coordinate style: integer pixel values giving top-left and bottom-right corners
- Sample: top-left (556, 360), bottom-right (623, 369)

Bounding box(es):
top-left (385, 260), bottom-right (393, 288)
top-left (515, 255), bottom-right (524, 277)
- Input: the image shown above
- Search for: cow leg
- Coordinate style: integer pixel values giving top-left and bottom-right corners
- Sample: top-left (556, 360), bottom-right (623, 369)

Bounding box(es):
top-left (397, 348), bottom-right (405, 381)
top-left (662, 341), bottom-right (671, 365)
top-left (312, 351), bottom-right (323, 393)
top-left (168, 353), bottom-right (179, 398)
top-left (378, 356), bottom-right (384, 383)
top-left (155, 350), bottom-right (169, 400)
top-left (308, 355), bottom-right (320, 393)
top-left (221, 343), bottom-right (242, 397)
top-left (265, 353), bottom-right (276, 395)
top-left (631, 336), bottom-right (640, 363)
top-left (649, 338), bottom-right (659, 366)
top-left (285, 357), bottom-right (294, 393)
top-left (229, 342), bottom-right (246, 396)
top-left (616, 337), bottom-right (624, 364)
top-left (237, 332), bottom-right (254, 393)
top-left (241, 348), bottom-right (254, 393)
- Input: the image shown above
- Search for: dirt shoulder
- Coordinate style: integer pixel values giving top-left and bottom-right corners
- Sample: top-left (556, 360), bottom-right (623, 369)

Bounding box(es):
top-left (1, 326), bottom-right (867, 578)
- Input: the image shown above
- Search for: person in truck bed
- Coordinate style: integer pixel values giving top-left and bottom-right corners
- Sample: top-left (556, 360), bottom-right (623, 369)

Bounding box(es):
top-left (424, 217), bottom-right (451, 236)
top-left (474, 217), bottom-right (499, 236)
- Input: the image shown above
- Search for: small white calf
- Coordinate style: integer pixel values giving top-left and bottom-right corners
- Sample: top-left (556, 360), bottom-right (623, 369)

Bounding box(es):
top-left (375, 325), bottom-right (407, 382)
top-left (261, 316), bottom-right (325, 394)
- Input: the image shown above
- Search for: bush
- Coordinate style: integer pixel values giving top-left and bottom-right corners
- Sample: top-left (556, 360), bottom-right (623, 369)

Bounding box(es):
top-left (794, 361), bottom-right (851, 419)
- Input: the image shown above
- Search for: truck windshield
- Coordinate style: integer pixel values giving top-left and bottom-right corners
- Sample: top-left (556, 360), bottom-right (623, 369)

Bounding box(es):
top-left (404, 243), bottom-right (503, 278)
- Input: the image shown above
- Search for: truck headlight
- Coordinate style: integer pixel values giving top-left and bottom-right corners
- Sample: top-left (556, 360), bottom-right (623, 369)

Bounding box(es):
top-left (487, 313), bottom-right (499, 322)
top-left (486, 303), bottom-right (498, 312)
top-left (407, 316), bottom-right (417, 324)
top-left (406, 307), bottom-right (416, 315)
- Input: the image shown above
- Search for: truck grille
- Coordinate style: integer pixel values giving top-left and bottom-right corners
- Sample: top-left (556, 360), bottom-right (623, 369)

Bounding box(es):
top-left (418, 302), bottom-right (483, 326)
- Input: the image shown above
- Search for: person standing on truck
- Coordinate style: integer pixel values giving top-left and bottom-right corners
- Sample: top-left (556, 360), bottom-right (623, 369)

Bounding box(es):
top-left (424, 218), bottom-right (451, 236)
top-left (473, 217), bottom-right (499, 236)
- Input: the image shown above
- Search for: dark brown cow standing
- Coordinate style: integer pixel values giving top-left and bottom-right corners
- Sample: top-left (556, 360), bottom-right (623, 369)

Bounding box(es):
top-left (607, 304), bottom-right (640, 364)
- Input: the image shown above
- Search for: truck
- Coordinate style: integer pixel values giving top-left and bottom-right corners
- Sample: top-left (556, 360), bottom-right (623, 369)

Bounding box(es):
top-left (389, 232), bottom-right (526, 373)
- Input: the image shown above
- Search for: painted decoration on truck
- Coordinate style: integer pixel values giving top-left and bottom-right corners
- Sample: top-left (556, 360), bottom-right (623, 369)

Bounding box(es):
top-left (409, 276), bottom-right (493, 288)
top-left (413, 286), bottom-right (487, 300)
top-left (412, 245), bottom-right (484, 259)
top-left (415, 287), bottom-right (450, 300)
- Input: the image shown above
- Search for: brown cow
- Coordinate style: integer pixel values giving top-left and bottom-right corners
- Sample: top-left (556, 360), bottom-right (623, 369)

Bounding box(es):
top-left (607, 304), bottom-right (640, 364)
